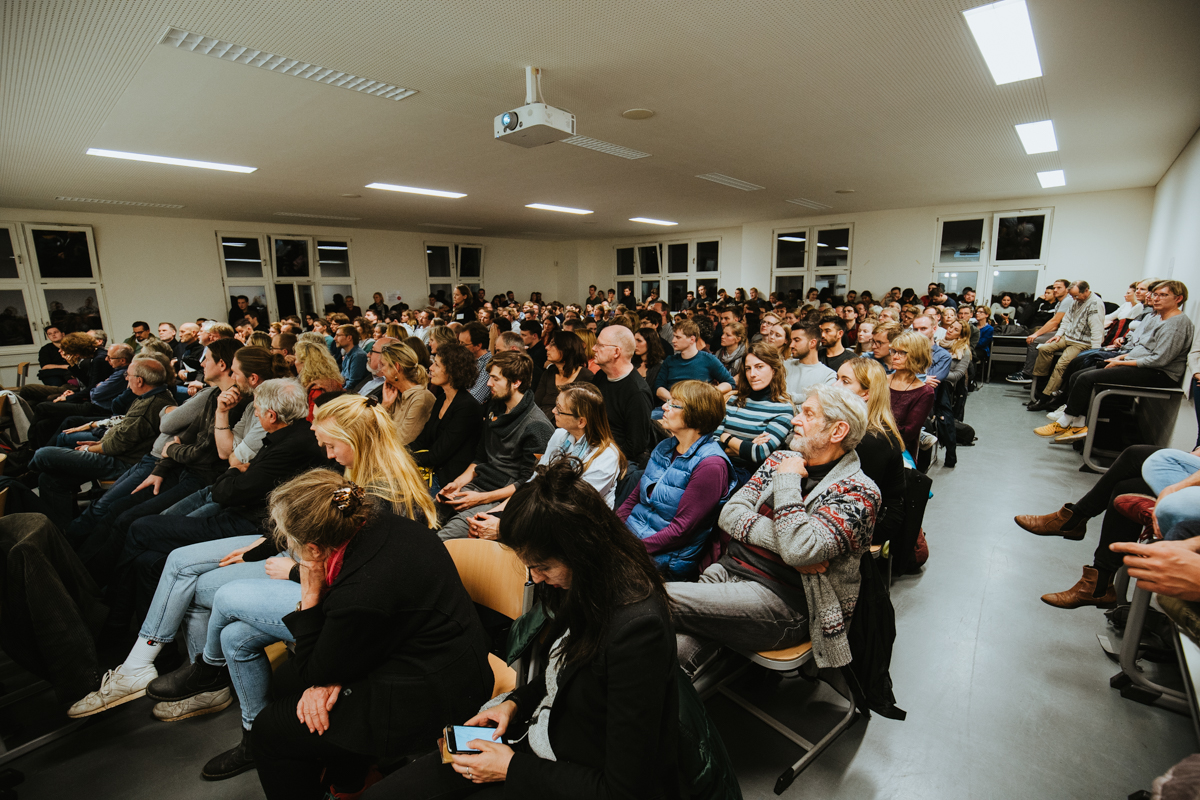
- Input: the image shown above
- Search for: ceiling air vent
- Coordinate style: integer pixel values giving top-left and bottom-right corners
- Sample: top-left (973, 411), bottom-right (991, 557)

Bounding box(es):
top-left (562, 136), bottom-right (650, 160)
top-left (274, 212), bottom-right (361, 220)
top-left (159, 27), bottom-right (417, 101)
top-left (695, 173), bottom-right (764, 191)
top-left (57, 196), bottom-right (184, 208)
top-left (786, 198), bottom-right (832, 210)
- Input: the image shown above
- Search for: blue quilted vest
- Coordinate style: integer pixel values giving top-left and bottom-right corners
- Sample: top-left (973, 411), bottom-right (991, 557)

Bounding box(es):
top-left (627, 434), bottom-right (735, 579)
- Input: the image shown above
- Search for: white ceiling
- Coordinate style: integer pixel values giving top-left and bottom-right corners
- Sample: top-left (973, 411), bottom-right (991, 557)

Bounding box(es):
top-left (2, 0), bottom-right (1198, 239)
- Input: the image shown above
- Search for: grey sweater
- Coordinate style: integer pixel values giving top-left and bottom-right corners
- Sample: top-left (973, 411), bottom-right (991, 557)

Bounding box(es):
top-left (1125, 312), bottom-right (1195, 381)
top-left (472, 391), bottom-right (554, 491)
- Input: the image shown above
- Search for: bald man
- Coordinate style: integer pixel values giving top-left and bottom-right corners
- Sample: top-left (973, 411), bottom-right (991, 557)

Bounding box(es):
top-left (591, 324), bottom-right (654, 464)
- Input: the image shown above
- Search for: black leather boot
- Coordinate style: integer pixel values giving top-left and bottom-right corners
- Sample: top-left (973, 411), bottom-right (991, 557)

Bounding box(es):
top-left (147, 654), bottom-right (230, 702)
top-left (201, 727), bottom-right (255, 781)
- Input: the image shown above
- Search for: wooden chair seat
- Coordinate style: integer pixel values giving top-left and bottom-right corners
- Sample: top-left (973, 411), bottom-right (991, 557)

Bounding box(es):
top-left (751, 640), bottom-right (813, 665)
top-left (489, 653), bottom-right (517, 697)
top-left (265, 641), bottom-right (289, 672)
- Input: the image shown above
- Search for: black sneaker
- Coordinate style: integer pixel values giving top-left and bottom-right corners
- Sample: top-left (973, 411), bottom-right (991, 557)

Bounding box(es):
top-left (201, 727), bottom-right (255, 781)
top-left (146, 655), bottom-right (231, 702)
top-left (1005, 372), bottom-right (1032, 384)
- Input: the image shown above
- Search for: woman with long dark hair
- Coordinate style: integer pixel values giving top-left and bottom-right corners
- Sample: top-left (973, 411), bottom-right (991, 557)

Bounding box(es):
top-left (713, 342), bottom-right (795, 488)
top-left (451, 284), bottom-right (476, 325)
top-left (368, 458), bottom-right (683, 799)
top-left (532, 330), bottom-right (593, 420)
top-left (632, 328), bottom-right (666, 389)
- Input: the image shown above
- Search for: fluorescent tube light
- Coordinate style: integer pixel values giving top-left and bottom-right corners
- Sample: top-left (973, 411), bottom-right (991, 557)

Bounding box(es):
top-left (778, 236), bottom-right (805, 242)
top-left (1015, 120), bottom-right (1058, 154)
top-left (224, 258), bottom-right (262, 262)
top-left (962, 0), bottom-right (1043, 85)
top-left (86, 148), bottom-right (256, 173)
top-left (526, 203), bottom-right (593, 215)
top-left (1037, 169), bottom-right (1066, 188)
top-left (222, 242), bottom-right (246, 247)
top-left (835, 246), bottom-right (849, 251)
top-left (817, 242), bottom-right (828, 247)
top-left (317, 245), bottom-right (348, 250)
top-left (630, 217), bottom-right (678, 226)
top-left (366, 183), bottom-right (466, 199)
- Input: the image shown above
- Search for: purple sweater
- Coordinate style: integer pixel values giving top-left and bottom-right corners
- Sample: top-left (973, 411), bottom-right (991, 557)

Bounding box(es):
top-left (617, 454), bottom-right (729, 554)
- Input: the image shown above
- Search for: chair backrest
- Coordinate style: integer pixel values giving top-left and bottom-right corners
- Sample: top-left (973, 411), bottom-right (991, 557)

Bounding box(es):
top-left (0, 486), bottom-right (8, 517)
top-left (443, 538), bottom-right (530, 621)
top-left (15, 362), bottom-right (29, 388)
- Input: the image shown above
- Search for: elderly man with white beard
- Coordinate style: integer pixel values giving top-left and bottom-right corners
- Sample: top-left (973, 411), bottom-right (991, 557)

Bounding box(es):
top-left (667, 382), bottom-right (880, 682)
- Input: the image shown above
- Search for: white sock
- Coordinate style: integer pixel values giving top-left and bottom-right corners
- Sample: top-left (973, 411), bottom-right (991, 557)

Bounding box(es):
top-left (123, 638), bottom-right (160, 671)
top-left (1056, 413), bottom-right (1072, 427)
top-left (1070, 415), bottom-right (1085, 428)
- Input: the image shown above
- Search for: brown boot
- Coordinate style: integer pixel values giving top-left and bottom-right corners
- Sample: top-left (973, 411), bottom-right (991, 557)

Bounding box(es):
top-left (1041, 566), bottom-right (1117, 609)
top-left (1014, 503), bottom-right (1086, 540)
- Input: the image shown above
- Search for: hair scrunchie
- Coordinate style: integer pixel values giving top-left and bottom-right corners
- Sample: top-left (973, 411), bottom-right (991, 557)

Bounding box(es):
top-left (331, 483), bottom-right (366, 516)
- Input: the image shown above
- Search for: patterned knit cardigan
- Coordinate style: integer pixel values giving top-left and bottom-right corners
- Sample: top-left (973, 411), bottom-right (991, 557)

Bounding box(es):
top-left (718, 449), bottom-right (880, 668)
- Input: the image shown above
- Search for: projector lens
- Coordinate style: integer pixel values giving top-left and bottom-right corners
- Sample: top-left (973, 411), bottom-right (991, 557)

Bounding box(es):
top-left (502, 112), bottom-right (518, 132)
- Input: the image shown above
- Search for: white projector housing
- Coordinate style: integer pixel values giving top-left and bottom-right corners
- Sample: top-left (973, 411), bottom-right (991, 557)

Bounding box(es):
top-left (494, 103), bottom-right (576, 148)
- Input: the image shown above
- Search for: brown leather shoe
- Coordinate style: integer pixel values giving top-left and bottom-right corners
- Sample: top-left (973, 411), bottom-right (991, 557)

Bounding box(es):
top-left (1014, 504), bottom-right (1086, 540)
top-left (1041, 566), bottom-right (1118, 609)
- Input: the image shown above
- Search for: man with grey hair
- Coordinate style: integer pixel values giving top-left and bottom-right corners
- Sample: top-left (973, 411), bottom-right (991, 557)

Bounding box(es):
top-left (667, 383), bottom-right (880, 683)
top-left (32, 358), bottom-right (176, 528)
top-left (495, 330), bottom-right (525, 351)
top-left (349, 335), bottom-right (399, 397)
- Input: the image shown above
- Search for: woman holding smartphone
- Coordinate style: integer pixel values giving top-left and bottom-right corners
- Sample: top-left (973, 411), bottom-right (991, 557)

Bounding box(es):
top-left (366, 458), bottom-right (682, 799)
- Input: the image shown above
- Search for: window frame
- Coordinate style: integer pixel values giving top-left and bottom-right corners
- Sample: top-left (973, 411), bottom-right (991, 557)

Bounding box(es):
top-left (613, 237), bottom-right (721, 311)
top-left (989, 207), bottom-right (1054, 268)
top-left (770, 223), bottom-right (853, 304)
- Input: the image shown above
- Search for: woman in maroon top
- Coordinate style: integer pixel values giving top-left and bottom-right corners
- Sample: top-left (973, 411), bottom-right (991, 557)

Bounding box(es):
top-left (887, 331), bottom-right (936, 456)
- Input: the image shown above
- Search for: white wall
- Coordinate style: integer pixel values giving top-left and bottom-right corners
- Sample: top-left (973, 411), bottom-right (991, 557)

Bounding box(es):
top-left (1145, 127), bottom-right (1200, 450)
top-left (0, 207), bottom-right (560, 381)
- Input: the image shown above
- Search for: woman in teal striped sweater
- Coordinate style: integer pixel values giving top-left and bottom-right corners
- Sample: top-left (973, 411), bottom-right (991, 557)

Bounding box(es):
top-left (713, 341), bottom-right (796, 488)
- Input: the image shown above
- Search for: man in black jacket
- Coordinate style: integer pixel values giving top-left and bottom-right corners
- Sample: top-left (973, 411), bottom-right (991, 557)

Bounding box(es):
top-left (116, 378), bottom-right (328, 620)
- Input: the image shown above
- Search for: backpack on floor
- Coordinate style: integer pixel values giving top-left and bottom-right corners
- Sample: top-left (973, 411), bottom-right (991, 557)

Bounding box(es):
top-left (955, 420), bottom-right (976, 446)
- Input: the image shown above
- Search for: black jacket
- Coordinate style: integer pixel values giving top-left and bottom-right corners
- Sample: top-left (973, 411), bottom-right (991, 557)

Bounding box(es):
top-left (855, 429), bottom-right (905, 546)
top-left (281, 508), bottom-right (493, 757)
top-left (209, 420), bottom-right (331, 524)
top-left (505, 595), bottom-right (681, 800)
top-left (410, 389), bottom-right (482, 487)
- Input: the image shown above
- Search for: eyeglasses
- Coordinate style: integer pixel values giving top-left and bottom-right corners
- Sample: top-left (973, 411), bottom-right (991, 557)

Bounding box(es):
top-left (1151, 291), bottom-right (1176, 299)
top-left (891, 349), bottom-right (908, 357)
top-left (663, 401), bottom-right (684, 411)
top-left (594, 342), bottom-right (619, 350)
top-left (552, 406), bottom-right (578, 417)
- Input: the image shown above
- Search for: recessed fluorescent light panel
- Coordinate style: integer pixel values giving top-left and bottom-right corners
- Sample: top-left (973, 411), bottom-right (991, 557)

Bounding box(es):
top-left (160, 27), bottom-right (417, 101)
top-left (1037, 169), bottom-right (1066, 188)
top-left (630, 217), bottom-right (677, 226)
top-left (695, 173), bottom-right (765, 191)
top-left (563, 136), bottom-right (651, 160)
top-left (86, 148), bottom-right (256, 173)
top-left (274, 212), bottom-right (361, 220)
top-left (785, 198), bottom-right (832, 210)
top-left (526, 203), bottom-right (593, 215)
top-left (1015, 120), bottom-right (1058, 154)
top-left (962, 0), bottom-right (1043, 85)
top-left (366, 183), bottom-right (466, 199)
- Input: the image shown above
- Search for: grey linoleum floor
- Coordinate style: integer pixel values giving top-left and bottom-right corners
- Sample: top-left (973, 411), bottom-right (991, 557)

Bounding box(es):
top-left (6, 382), bottom-right (1196, 799)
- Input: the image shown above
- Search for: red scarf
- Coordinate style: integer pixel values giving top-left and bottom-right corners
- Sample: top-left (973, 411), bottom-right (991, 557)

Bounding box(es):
top-left (324, 540), bottom-right (351, 584)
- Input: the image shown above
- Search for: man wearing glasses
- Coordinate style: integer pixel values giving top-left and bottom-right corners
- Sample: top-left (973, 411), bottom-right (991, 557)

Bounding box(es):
top-left (592, 325), bottom-right (654, 465)
top-left (348, 336), bottom-right (398, 398)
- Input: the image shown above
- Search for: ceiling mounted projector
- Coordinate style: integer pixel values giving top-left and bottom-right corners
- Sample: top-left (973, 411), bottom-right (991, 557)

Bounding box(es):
top-left (494, 66), bottom-right (576, 148)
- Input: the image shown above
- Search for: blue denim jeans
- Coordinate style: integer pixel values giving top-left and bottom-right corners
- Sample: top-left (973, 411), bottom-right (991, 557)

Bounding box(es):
top-left (1142, 449), bottom-right (1200, 539)
top-left (32, 446), bottom-right (130, 529)
top-left (202, 578), bottom-right (299, 729)
top-left (137, 535), bottom-right (265, 658)
top-left (163, 487), bottom-right (221, 518)
top-left (65, 453), bottom-right (157, 550)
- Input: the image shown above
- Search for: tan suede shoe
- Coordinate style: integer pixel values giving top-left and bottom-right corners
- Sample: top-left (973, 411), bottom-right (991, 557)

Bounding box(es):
top-left (1041, 566), bottom-right (1117, 609)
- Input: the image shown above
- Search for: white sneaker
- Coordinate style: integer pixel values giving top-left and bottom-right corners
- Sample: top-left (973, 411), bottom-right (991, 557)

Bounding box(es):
top-left (1047, 405), bottom-right (1066, 420)
top-left (152, 687), bottom-right (233, 722)
top-left (67, 664), bottom-right (158, 718)
top-left (918, 431), bottom-right (936, 451)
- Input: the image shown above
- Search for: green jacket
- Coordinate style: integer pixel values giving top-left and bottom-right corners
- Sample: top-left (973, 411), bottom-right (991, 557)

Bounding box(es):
top-left (100, 387), bottom-right (176, 465)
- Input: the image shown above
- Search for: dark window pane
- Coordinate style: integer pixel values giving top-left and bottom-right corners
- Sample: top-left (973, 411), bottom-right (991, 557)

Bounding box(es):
top-left (990, 269), bottom-right (1041, 306)
top-left (815, 228), bottom-right (849, 267)
top-left (696, 241), bottom-right (719, 272)
top-left (641, 280), bottom-right (660, 302)
top-left (317, 241), bottom-right (350, 277)
top-left (638, 245), bottom-right (660, 275)
top-left (298, 284), bottom-right (317, 316)
top-left (696, 278), bottom-right (718, 298)
top-left (0, 290), bottom-right (33, 345)
top-left (221, 237), bottom-right (263, 278)
top-left (427, 246), bottom-right (452, 278)
top-left (776, 233), bottom-right (807, 271)
top-left (43, 287), bottom-right (102, 333)
top-left (617, 281), bottom-right (635, 301)
top-left (774, 274), bottom-right (806, 303)
top-left (458, 246), bottom-right (482, 278)
top-left (428, 284), bottom-right (452, 306)
top-left (616, 248), bottom-right (635, 276)
top-left (31, 229), bottom-right (94, 279)
top-left (813, 273), bottom-right (848, 297)
top-left (275, 238), bottom-right (310, 277)
top-left (667, 243), bottom-right (688, 274)
top-left (322, 284), bottom-right (353, 313)
top-left (274, 284), bottom-right (298, 319)
top-left (940, 219), bottom-right (984, 263)
top-left (667, 280), bottom-right (689, 311)
top-left (995, 215), bottom-right (1045, 261)
top-left (0, 229), bottom-right (18, 280)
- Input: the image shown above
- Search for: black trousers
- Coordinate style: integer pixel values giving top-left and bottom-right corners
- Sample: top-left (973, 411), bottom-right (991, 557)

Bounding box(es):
top-left (1063, 365), bottom-right (1177, 418)
top-left (363, 748), bottom-right (519, 800)
top-left (1072, 444), bottom-right (1160, 574)
top-left (29, 400), bottom-right (106, 449)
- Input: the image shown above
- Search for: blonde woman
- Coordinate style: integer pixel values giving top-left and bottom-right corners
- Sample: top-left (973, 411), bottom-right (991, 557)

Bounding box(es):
top-left (836, 357), bottom-right (906, 545)
top-left (293, 339), bottom-right (344, 420)
top-left (310, 393), bottom-right (437, 527)
top-left (465, 383), bottom-right (627, 539)
top-left (379, 342), bottom-right (436, 445)
top-left (888, 331), bottom-right (936, 456)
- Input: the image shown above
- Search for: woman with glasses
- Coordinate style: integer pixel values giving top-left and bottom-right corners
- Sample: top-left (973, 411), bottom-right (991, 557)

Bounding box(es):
top-left (533, 330), bottom-right (593, 420)
top-left (618, 380), bottom-right (736, 580)
top-left (887, 331), bottom-right (936, 456)
top-left (465, 384), bottom-right (625, 539)
top-left (712, 342), bottom-right (795, 488)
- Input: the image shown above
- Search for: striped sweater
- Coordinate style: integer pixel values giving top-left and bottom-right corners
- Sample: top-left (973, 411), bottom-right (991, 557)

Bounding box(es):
top-left (713, 395), bottom-right (795, 468)
top-left (718, 450), bottom-right (879, 668)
